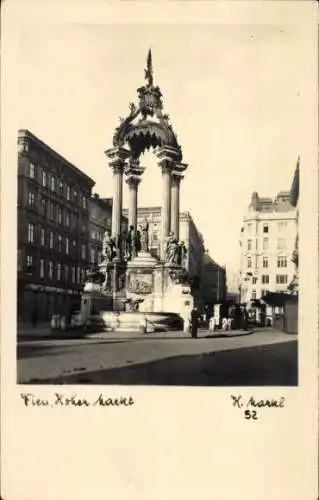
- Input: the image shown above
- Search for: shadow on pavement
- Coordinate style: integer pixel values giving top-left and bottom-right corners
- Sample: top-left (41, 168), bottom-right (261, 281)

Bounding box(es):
top-left (23, 340), bottom-right (298, 386)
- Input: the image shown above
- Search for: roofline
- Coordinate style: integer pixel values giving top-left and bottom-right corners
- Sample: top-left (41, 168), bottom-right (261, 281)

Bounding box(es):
top-left (18, 129), bottom-right (95, 187)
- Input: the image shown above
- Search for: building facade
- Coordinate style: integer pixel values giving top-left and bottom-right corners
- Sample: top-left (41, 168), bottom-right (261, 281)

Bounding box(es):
top-left (239, 190), bottom-right (297, 304)
top-left (17, 129), bottom-right (95, 322)
top-left (89, 195), bottom-right (128, 268)
top-left (201, 252), bottom-right (227, 306)
top-left (122, 206), bottom-right (205, 301)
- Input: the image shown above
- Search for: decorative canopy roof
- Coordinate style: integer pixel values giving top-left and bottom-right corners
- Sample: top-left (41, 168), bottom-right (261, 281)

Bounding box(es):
top-left (112, 50), bottom-right (182, 161)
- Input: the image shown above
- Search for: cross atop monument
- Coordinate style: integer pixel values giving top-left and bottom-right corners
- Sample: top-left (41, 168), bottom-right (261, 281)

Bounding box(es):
top-left (144, 48), bottom-right (153, 87)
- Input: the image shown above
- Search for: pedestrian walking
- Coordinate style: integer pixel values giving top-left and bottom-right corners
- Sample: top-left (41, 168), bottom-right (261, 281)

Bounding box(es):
top-left (190, 307), bottom-right (199, 338)
top-left (30, 308), bottom-right (39, 328)
top-left (208, 316), bottom-right (215, 332)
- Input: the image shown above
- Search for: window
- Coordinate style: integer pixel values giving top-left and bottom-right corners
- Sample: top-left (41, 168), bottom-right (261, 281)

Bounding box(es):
top-left (91, 230), bottom-right (96, 240)
top-left (247, 256), bottom-right (252, 268)
top-left (247, 223), bottom-right (252, 234)
top-left (28, 191), bottom-right (36, 207)
top-left (49, 201), bottom-right (54, 220)
top-left (58, 181), bottom-right (64, 195)
top-left (58, 235), bottom-right (63, 252)
top-left (262, 275), bottom-right (269, 284)
top-left (71, 213), bottom-right (77, 229)
top-left (41, 198), bottom-right (47, 216)
top-left (276, 274), bottom-right (288, 285)
top-left (152, 232), bottom-right (158, 242)
top-left (65, 211), bottom-right (70, 227)
top-left (48, 261), bottom-right (54, 280)
top-left (97, 251), bottom-right (101, 264)
top-left (26, 255), bottom-right (33, 274)
top-left (278, 221), bottom-right (287, 232)
top-left (90, 248), bottom-right (95, 264)
top-left (82, 196), bottom-right (87, 209)
top-left (50, 176), bottom-right (56, 192)
top-left (57, 206), bottom-right (62, 224)
top-left (40, 258), bottom-right (45, 278)
top-left (277, 256), bottom-right (287, 268)
top-left (65, 265), bottom-right (69, 282)
top-left (29, 163), bottom-right (35, 178)
top-left (262, 238), bottom-right (269, 251)
top-left (81, 244), bottom-right (86, 259)
top-left (81, 269), bottom-right (86, 283)
top-left (73, 189), bottom-right (78, 201)
top-left (72, 267), bottom-right (76, 283)
top-left (42, 170), bottom-right (47, 187)
top-left (277, 238), bottom-right (286, 251)
top-left (72, 239), bottom-right (77, 251)
top-left (251, 290), bottom-right (256, 300)
top-left (66, 185), bottom-right (71, 201)
top-left (27, 223), bottom-right (35, 243)
top-left (252, 277), bottom-right (258, 285)
top-left (77, 267), bottom-right (80, 283)
top-left (262, 256), bottom-right (268, 268)
top-left (40, 228), bottom-right (45, 246)
top-left (263, 224), bottom-right (269, 233)
top-left (49, 231), bottom-right (54, 249)
top-left (261, 289), bottom-right (268, 297)
top-left (247, 239), bottom-right (252, 251)
top-left (57, 263), bottom-right (62, 281)
top-left (65, 237), bottom-right (70, 255)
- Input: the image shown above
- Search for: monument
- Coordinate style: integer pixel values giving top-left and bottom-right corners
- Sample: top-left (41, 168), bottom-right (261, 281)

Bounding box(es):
top-left (81, 50), bottom-right (194, 332)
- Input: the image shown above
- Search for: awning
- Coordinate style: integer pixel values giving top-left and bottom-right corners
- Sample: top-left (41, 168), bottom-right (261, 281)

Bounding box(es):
top-left (262, 292), bottom-right (298, 307)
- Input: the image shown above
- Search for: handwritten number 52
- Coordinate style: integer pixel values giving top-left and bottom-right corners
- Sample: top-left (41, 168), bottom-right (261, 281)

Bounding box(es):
top-left (244, 410), bottom-right (258, 420)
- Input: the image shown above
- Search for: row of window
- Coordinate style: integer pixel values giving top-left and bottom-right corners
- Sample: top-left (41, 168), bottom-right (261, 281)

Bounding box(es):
top-left (27, 223), bottom-right (88, 259)
top-left (91, 230), bottom-right (105, 242)
top-left (246, 221), bottom-right (288, 234)
top-left (26, 255), bottom-right (86, 283)
top-left (28, 162), bottom-right (88, 208)
top-left (248, 274), bottom-right (288, 285)
top-left (247, 256), bottom-right (288, 269)
top-left (247, 238), bottom-right (287, 252)
top-left (250, 285), bottom-right (288, 300)
top-left (28, 191), bottom-right (87, 231)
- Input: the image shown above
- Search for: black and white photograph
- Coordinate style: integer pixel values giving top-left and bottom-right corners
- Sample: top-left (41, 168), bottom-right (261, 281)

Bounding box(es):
top-left (2, 2), bottom-right (318, 500)
top-left (15, 22), bottom-right (304, 386)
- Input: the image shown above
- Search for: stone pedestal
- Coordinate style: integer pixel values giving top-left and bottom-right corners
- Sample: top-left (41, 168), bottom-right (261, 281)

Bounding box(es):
top-left (126, 251), bottom-right (158, 312)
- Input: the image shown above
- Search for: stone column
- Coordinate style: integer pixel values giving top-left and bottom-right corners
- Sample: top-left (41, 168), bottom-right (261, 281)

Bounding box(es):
top-left (170, 173), bottom-right (182, 241)
top-left (105, 147), bottom-right (131, 245)
top-left (156, 147), bottom-right (186, 261)
top-left (111, 165), bottom-right (124, 241)
top-left (125, 160), bottom-right (144, 258)
top-left (160, 161), bottom-right (171, 258)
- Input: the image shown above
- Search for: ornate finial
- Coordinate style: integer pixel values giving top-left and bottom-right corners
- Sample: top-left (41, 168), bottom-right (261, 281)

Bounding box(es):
top-left (144, 48), bottom-right (153, 87)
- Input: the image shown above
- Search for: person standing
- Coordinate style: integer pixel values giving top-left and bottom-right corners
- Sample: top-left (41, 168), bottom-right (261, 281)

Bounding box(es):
top-left (190, 307), bottom-right (199, 338)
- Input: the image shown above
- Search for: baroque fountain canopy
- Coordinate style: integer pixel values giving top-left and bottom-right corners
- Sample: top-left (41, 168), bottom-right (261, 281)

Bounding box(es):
top-left (112, 49), bottom-right (183, 161)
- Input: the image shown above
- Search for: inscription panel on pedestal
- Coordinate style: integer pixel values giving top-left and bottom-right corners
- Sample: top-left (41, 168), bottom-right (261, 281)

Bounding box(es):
top-left (127, 269), bottom-right (154, 294)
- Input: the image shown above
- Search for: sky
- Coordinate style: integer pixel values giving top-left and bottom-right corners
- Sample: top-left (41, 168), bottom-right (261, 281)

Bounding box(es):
top-left (15, 22), bottom-right (307, 288)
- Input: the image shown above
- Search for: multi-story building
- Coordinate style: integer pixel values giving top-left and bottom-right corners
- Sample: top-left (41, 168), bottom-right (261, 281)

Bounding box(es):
top-left (239, 189), bottom-right (297, 304)
top-left (201, 252), bottom-right (227, 306)
top-left (89, 195), bottom-right (128, 268)
top-left (289, 158), bottom-right (299, 293)
top-left (122, 206), bottom-right (205, 302)
top-left (17, 129), bottom-right (95, 322)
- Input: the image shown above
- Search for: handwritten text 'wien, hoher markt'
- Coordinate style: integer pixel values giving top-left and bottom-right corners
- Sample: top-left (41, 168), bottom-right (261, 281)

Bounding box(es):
top-left (20, 393), bottom-right (135, 407)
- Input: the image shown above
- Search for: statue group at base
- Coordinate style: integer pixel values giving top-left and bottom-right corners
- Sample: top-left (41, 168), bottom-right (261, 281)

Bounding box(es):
top-left (164, 231), bottom-right (187, 267)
